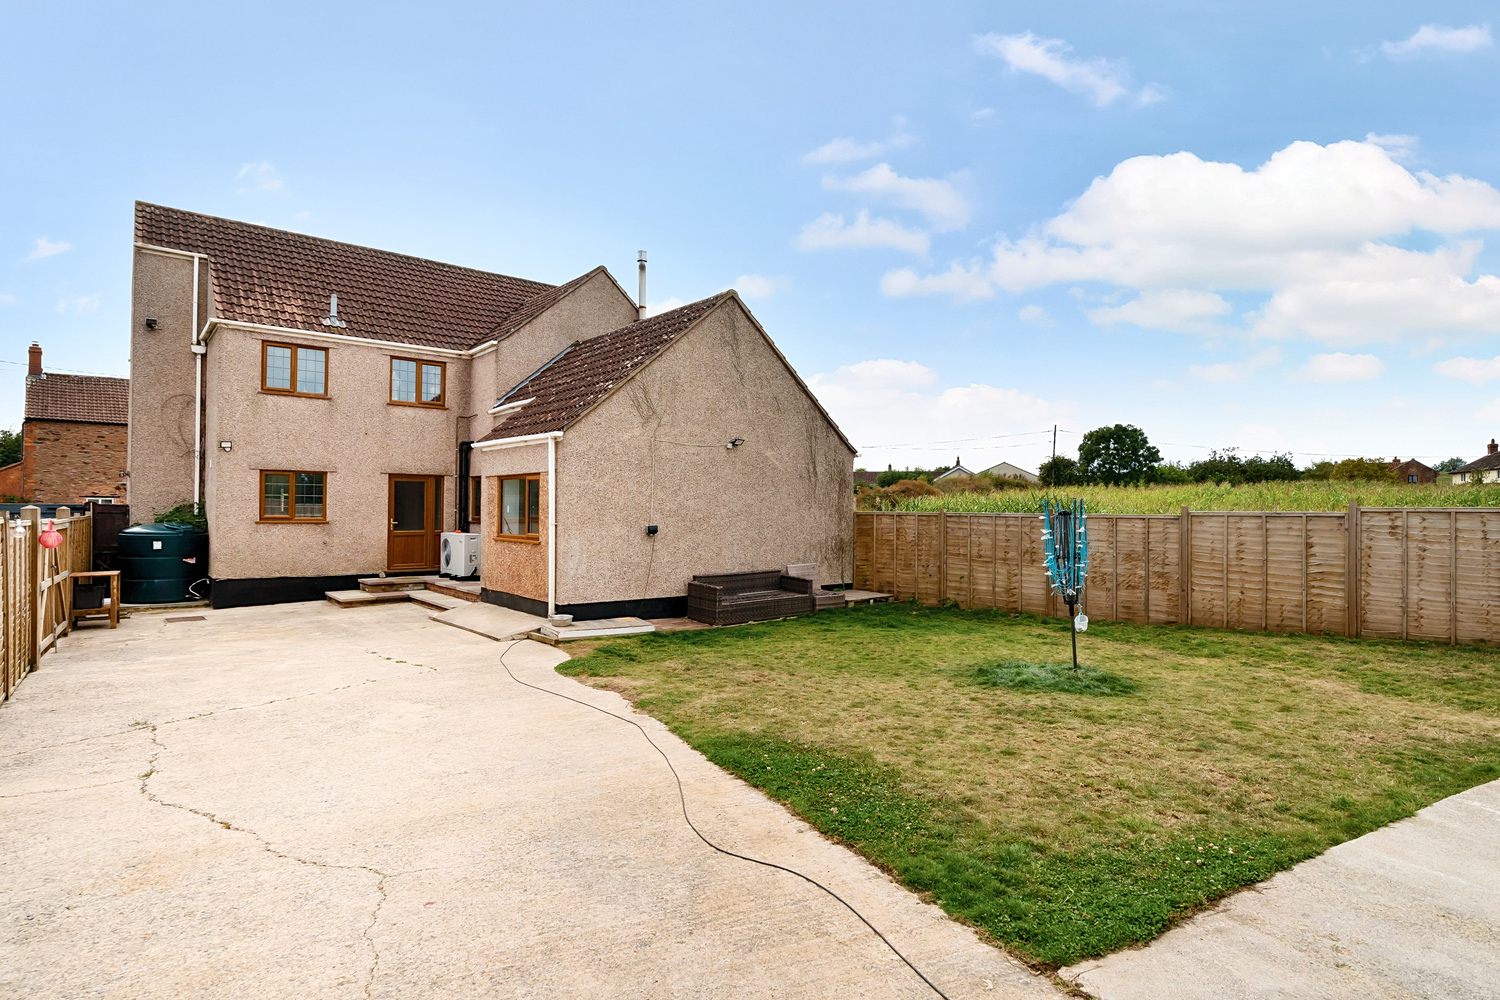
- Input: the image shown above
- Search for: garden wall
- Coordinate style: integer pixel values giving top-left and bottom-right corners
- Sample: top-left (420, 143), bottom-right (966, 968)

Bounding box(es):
top-left (853, 505), bottom-right (1500, 644)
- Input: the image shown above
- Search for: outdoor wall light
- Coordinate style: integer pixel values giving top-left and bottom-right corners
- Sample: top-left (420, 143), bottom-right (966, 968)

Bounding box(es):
top-left (726, 438), bottom-right (745, 449)
top-left (646, 524), bottom-right (658, 536)
top-left (219, 441), bottom-right (232, 452)
top-left (144, 317), bottom-right (157, 330)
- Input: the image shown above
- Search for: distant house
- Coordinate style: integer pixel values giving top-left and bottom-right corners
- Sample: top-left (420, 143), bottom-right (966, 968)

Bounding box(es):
top-left (1388, 456), bottom-right (1436, 485)
top-left (933, 456), bottom-right (974, 482)
top-left (1451, 440), bottom-right (1500, 485)
top-left (980, 461), bottom-right (1040, 484)
top-left (853, 469), bottom-right (880, 487)
top-left (5, 344), bottom-right (129, 504)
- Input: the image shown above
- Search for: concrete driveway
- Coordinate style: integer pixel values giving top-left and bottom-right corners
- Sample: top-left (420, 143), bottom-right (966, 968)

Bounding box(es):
top-left (0, 601), bottom-right (1056, 1000)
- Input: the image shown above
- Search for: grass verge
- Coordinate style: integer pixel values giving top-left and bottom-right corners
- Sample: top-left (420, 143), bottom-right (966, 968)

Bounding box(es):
top-left (557, 603), bottom-right (1500, 967)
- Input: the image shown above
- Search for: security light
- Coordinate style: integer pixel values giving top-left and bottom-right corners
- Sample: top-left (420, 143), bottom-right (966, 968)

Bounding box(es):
top-left (144, 317), bottom-right (157, 330)
top-left (646, 524), bottom-right (658, 536)
top-left (219, 441), bottom-right (232, 452)
top-left (727, 438), bottom-right (745, 449)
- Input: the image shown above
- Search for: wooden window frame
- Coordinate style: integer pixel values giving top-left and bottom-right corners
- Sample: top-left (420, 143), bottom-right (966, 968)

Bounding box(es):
top-left (389, 356), bottom-right (447, 408)
top-left (260, 342), bottom-right (330, 398)
top-left (469, 476), bottom-right (482, 525)
top-left (493, 474), bottom-right (541, 542)
top-left (259, 470), bottom-right (329, 523)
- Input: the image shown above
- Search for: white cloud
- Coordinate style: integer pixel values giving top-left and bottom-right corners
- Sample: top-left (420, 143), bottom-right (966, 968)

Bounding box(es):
top-left (808, 359), bottom-right (1067, 469)
top-left (1366, 132), bottom-right (1418, 161)
top-left (1088, 289), bottom-right (1231, 334)
top-left (803, 133), bottom-right (914, 164)
top-left (974, 31), bottom-right (1161, 108)
top-left (0, 293), bottom-right (15, 305)
top-left (823, 163), bottom-right (970, 231)
top-left (236, 161), bottom-right (284, 195)
top-left (1382, 24), bottom-right (1492, 58)
top-left (797, 211), bottom-right (930, 254)
top-left (730, 274), bottom-right (787, 299)
top-left (1297, 352), bottom-right (1386, 382)
top-left (884, 137), bottom-right (1500, 346)
top-left (1018, 304), bottom-right (1053, 325)
top-left (26, 237), bottom-right (70, 260)
top-left (1187, 346), bottom-right (1282, 382)
top-left (54, 294), bottom-right (100, 314)
top-left (882, 262), bottom-right (994, 300)
top-left (1434, 354), bottom-right (1500, 384)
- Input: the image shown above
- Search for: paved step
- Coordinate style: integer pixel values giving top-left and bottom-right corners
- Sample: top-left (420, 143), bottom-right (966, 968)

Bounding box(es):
top-left (531, 617), bottom-right (656, 644)
top-left (410, 591), bottom-right (470, 612)
top-left (357, 575), bottom-right (439, 593)
top-left (325, 590), bottom-right (411, 608)
top-left (428, 602), bottom-right (547, 642)
top-left (427, 579), bottom-right (481, 603)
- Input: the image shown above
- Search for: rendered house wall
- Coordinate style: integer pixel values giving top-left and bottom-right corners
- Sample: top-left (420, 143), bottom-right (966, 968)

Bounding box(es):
top-left (470, 442), bottom-right (549, 604)
top-left (127, 248), bottom-right (202, 519)
top-left (201, 325), bottom-right (462, 581)
top-left (549, 300), bottom-right (855, 607)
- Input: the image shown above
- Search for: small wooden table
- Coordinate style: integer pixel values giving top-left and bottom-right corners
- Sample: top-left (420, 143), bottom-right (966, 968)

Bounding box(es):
top-left (71, 570), bottom-right (121, 629)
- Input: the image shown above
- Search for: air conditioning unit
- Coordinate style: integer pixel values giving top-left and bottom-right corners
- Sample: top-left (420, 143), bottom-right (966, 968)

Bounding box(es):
top-left (440, 532), bottom-right (481, 578)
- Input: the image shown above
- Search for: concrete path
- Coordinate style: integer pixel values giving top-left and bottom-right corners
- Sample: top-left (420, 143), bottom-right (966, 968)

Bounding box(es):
top-left (1062, 780), bottom-right (1500, 1000)
top-left (0, 601), bottom-right (1055, 1000)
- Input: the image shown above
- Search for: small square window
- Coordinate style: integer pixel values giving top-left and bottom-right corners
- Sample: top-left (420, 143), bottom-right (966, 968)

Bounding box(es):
top-left (391, 357), bottom-right (445, 406)
top-left (262, 342), bottom-right (327, 396)
top-left (496, 475), bottom-right (540, 538)
top-left (261, 471), bottom-right (326, 522)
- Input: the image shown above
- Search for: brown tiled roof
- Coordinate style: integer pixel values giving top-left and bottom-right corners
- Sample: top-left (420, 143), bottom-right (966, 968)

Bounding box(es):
top-left (25, 373), bottom-right (129, 425)
top-left (1455, 452), bottom-right (1500, 474)
top-left (485, 268), bottom-right (607, 343)
top-left (135, 202), bottom-right (555, 351)
top-left (478, 294), bottom-right (731, 441)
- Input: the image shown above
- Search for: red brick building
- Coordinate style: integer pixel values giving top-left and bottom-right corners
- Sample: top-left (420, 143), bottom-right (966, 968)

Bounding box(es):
top-left (1388, 456), bottom-right (1437, 485)
top-left (9, 344), bottom-right (129, 504)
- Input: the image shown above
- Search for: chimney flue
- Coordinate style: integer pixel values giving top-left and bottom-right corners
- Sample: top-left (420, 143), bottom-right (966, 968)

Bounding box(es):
top-left (636, 250), bottom-right (647, 321)
top-left (27, 342), bottom-right (41, 377)
top-left (1489, 439), bottom-right (1497, 456)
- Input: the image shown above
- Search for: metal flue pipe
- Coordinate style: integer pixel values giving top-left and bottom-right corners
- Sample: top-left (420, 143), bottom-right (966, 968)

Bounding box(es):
top-left (637, 250), bottom-right (647, 320)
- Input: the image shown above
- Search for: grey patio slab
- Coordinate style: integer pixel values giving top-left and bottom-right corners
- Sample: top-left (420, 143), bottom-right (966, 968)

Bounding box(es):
top-left (1061, 778), bottom-right (1500, 1000)
top-left (427, 601), bottom-right (548, 641)
top-left (0, 600), bottom-right (1057, 1000)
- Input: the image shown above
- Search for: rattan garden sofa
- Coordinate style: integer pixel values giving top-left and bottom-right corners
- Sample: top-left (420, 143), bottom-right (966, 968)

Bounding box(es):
top-left (687, 571), bottom-right (816, 625)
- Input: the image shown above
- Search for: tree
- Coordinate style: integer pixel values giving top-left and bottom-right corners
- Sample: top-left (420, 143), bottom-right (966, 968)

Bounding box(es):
top-left (1077, 424), bottom-right (1161, 485)
top-left (0, 427), bottom-right (19, 467)
top-left (1303, 457), bottom-right (1396, 482)
top-left (1185, 448), bottom-right (1300, 485)
top-left (1435, 457), bottom-right (1467, 474)
top-left (1038, 456), bottom-right (1079, 486)
top-left (1151, 462), bottom-right (1193, 484)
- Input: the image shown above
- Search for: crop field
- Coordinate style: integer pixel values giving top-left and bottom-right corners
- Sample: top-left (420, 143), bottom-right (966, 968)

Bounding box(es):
top-left (891, 480), bottom-right (1500, 514)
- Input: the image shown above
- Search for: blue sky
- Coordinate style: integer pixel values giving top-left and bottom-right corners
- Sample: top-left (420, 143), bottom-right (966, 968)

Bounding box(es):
top-left (4, 2), bottom-right (1500, 473)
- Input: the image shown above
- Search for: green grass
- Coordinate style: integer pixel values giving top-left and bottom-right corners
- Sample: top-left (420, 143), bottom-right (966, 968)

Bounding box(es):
top-left (888, 480), bottom-right (1500, 514)
top-left (558, 604), bottom-right (1500, 968)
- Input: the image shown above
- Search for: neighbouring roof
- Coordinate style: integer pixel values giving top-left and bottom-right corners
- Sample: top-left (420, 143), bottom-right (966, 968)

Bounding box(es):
top-left (981, 461), bottom-right (1041, 482)
top-left (25, 373), bottom-right (130, 425)
top-left (933, 465), bottom-right (973, 480)
top-left (135, 202), bottom-right (556, 352)
top-left (479, 294), bottom-right (732, 441)
top-left (1454, 453), bottom-right (1500, 474)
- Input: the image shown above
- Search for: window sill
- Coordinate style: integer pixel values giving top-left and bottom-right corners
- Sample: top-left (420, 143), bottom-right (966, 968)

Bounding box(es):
top-left (257, 518), bottom-right (329, 524)
top-left (260, 389), bottom-right (331, 399)
top-left (388, 400), bottom-right (448, 409)
top-left (494, 534), bottom-right (541, 544)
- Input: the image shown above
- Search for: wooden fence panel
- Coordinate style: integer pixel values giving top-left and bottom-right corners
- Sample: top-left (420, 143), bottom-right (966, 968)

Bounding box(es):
top-left (1407, 510), bottom-right (1455, 642)
top-left (1264, 515), bottom-right (1304, 633)
top-left (1084, 517), bottom-right (1116, 622)
top-left (1359, 510), bottom-right (1406, 639)
top-left (853, 512), bottom-right (875, 592)
top-left (1189, 514), bottom-right (1227, 628)
top-left (1455, 511), bottom-right (1500, 645)
top-left (1114, 517), bottom-right (1147, 624)
top-left (1305, 516), bottom-right (1348, 636)
top-left (1147, 518), bottom-right (1181, 625)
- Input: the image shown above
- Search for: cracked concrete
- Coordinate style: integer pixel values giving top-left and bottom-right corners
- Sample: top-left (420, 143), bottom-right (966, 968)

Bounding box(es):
top-left (0, 601), bottom-right (1058, 999)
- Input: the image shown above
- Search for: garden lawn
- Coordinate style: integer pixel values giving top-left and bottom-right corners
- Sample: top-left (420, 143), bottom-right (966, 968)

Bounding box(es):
top-left (557, 604), bottom-right (1500, 969)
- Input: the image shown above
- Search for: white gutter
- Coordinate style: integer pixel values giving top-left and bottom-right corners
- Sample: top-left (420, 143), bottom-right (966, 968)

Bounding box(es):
top-left (470, 430), bottom-right (563, 616)
top-left (487, 396), bottom-right (535, 416)
top-left (199, 317), bottom-right (468, 357)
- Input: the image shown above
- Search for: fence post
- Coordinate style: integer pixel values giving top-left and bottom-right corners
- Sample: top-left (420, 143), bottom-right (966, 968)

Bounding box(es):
top-left (20, 506), bottom-right (40, 670)
top-left (1345, 500), bottom-right (1359, 638)
top-left (1179, 506), bottom-right (1191, 625)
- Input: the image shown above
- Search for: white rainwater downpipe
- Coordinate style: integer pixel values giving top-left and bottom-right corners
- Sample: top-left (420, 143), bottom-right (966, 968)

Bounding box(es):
top-left (190, 255), bottom-right (204, 506)
top-left (547, 433), bottom-right (557, 618)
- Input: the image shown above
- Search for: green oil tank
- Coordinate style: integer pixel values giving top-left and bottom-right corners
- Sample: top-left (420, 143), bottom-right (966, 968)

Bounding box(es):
top-left (118, 522), bottom-right (209, 604)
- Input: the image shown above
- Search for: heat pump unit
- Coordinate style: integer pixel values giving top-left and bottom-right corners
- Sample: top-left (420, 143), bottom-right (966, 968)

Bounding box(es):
top-left (440, 532), bottom-right (481, 579)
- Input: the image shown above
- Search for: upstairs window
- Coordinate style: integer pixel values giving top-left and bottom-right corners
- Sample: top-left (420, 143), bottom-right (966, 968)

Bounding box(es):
top-left (262, 343), bottom-right (327, 396)
top-left (391, 357), bottom-right (445, 406)
top-left (497, 475), bottom-right (540, 539)
top-left (261, 471), bottom-right (326, 522)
